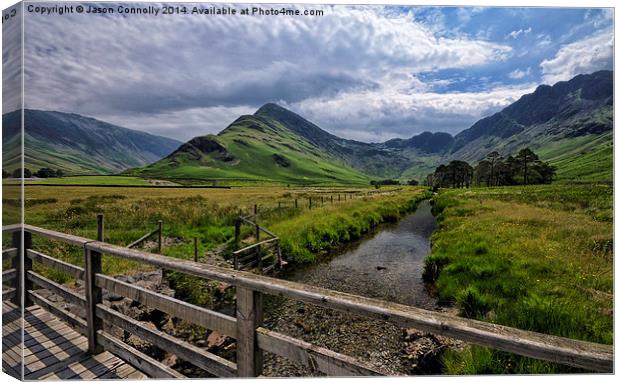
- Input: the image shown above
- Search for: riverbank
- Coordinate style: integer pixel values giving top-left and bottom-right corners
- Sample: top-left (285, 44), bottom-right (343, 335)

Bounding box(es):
top-left (423, 184), bottom-right (612, 374)
top-left (262, 201), bottom-right (465, 376)
top-left (271, 188), bottom-right (432, 263)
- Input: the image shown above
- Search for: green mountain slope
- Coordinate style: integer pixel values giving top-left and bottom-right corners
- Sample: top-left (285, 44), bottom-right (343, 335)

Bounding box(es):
top-left (446, 70), bottom-right (613, 181)
top-left (131, 109), bottom-right (372, 185)
top-left (2, 110), bottom-right (182, 175)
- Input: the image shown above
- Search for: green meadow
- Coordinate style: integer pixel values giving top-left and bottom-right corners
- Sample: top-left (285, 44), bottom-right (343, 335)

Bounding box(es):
top-left (424, 183), bottom-right (612, 373)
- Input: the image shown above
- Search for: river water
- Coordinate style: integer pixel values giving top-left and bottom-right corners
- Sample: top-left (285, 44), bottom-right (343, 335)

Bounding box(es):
top-left (286, 200), bottom-right (437, 308)
top-left (262, 200), bottom-right (445, 376)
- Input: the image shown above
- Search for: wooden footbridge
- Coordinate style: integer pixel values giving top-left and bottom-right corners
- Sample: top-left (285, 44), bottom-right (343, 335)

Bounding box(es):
top-left (2, 224), bottom-right (613, 379)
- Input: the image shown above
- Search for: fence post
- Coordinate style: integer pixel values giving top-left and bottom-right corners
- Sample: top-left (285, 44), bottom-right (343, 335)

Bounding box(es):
top-left (85, 217), bottom-right (104, 354)
top-left (10, 231), bottom-right (20, 306)
top-left (294, 199), bottom-right (298, 209)
top-left (158, 220), bottom-right (163, 254)
top-left (309, 197), bottom-right (312, 210)
top-left (276, 241), bottom-right (283, 269)
top-left (278, 201), bottom-right (281, 209)
top-left (12, 230), bottom-right (32, 307)
top-left (236, 287), bottom-right (263, 377)
top-left (321, 196), bottom-right (324, 205)
top-left (234, 216), bottom-right (241, 250)
top-left (194, 237), bottom-right (199, 262)
top-left (331, 195), bottom-right (333, 204)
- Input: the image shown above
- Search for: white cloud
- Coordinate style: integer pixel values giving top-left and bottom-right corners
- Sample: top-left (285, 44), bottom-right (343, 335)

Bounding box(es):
top-left (540, 29), bottom-right (613, 84)
top-left (508, 67), bottom-right (532, 79)
top-left (536, 33), bottom-right (552, 47)
top-left (506, 27), bottom-right (532, 39)
top-left (20, 4), bottom-right (513, 141)
top-left (288, 82), bottom-right (537, 141)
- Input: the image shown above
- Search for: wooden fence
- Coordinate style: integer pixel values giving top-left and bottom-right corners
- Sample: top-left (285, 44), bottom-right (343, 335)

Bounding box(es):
top-left (1, 224), bottom-right (614, 377)
top-left (233, 205), bottom-right (283, 274)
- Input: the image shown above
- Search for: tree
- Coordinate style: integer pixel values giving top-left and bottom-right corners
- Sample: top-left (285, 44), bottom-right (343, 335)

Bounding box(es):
top-left (12, 168), bottom-right (32, 178)
top-left (486, 151), bottom-right (501, 186)
top-left (474, 160), bottom-right (491, 186)
top-left (407, 179), bottom-right (419, 186)
top-left (2, 170), bottom-right (9, 179)
top-left (35, 168), bottom-right (56, 178)
top-left (55, 169), bottom-right (64, 177)
top-left (515, 148), bottom-right (539, 185)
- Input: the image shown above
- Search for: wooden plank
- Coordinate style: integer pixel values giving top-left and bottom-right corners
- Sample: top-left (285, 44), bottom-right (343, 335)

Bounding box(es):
top-left (96, 331), bottom-right (186, 379)
top-left (96, 304), bottom-right (236, 377)
top-left (27, 271), bottom-right (86, 308)
top-left (1, 224), bottom-right (21, 233)
top-left (24, 352), bottom-right (91, 380)
top-left (27, 249), bottom-right (85, 279)
top-left (27, 291), bottom-right (88, 336)
top-left (26, 225), bottom-right (612, 372)
top-left (126, 229), bottom-right (159, 249)
top-left (24, 225), bottom-right (90, 246)
top-left (24, 330), bottom-right (84, 357)
top-left (238, 217), bottom-right (278, 238)
top-left (95, 274), bottom-right (237, 338)
top-left (233, 238), bottom-right (279, 255)
top-left (23, 335), bottom-right (88, 364)
top-left (2, 248), bottom-right (17, 260)
top-left (2, 269), bottom-right (17, 283)
top-left (84, 240), bottom-right (613, 372)
top-left (236, 287), bottom-right (262, 377)
top-left (2, 288), bottom-right (16, 300)
top-left (74, 351), bottom-right (124, 379)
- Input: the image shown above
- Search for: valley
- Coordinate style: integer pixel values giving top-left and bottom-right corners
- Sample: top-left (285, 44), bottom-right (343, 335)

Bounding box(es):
top-left (5, 71), bottom-right (612, 186)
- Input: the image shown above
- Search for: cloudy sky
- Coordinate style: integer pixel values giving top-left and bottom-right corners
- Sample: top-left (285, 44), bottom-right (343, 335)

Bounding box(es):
top-left (7, 2), bottom-right (614, 142)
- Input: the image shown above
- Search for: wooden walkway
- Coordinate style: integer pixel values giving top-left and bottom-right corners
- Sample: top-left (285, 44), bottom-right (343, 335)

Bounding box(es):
top-left (2, 302), bottom-right (146, 380)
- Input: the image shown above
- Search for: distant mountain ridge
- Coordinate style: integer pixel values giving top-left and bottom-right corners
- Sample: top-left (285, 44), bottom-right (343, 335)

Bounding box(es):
top-left (2, 109), bottom-right (181, 174)
top-left (133, 70), bottom-right (613, 184)
top-left (450, 70), bottom-right (613, 161)
top-left (4, 70), bottom-right (612, 183)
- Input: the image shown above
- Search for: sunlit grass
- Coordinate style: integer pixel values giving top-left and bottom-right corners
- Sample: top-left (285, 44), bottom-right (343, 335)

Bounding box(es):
top-left (424, 184), bottom-right (612, 373)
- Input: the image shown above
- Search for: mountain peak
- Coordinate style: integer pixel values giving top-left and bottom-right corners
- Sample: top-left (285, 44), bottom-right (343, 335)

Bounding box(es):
top-left (254, 103), bottom-right (290, 117)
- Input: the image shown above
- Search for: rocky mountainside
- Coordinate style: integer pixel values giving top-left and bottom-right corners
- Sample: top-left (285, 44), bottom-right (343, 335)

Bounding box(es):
top-left (2, 109), bottom-right (181, 174)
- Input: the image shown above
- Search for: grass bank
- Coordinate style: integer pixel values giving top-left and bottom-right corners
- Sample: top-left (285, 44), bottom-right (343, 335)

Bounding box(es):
top-left (271, 188), bottom-right (432, 263)
top-left (423, 184), bottom-right (612, 374)
top-left (6, 185), bottom-right (429, 285)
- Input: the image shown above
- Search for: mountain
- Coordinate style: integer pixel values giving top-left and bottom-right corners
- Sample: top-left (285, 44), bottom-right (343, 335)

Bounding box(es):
top-left (10, 71), bottom-right (610, 184)
top-left (135, 70), bottom-right (612, 184)
top-left (2, 110), bottom-right (182, 174)
top-left (131, 105), bottom-right (373, 185)
top-left (448, 70), bottom-right (613, 181)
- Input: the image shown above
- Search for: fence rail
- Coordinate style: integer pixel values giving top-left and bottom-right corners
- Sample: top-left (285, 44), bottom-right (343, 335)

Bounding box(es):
top-left (233, 206), bottom-right (283, 273)
top-left (1, 223), bottom-right (614, 376)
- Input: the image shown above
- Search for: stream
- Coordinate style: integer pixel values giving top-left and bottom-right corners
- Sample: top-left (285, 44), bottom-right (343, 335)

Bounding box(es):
top-left (262, 200), bottom-right (457, 376)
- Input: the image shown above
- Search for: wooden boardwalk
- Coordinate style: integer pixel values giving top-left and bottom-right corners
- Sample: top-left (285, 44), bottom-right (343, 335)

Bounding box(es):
top-left (2, 302), bottom-right (146, 380)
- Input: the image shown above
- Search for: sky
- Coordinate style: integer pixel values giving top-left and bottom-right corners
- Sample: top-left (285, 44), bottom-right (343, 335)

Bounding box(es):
top-left (3, 2), bottom-right (615, 142)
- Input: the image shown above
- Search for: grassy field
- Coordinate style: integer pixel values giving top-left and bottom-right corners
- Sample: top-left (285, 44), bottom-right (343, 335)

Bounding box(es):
top-left (424, 184), bottom-right (613, 373)
top-left (11, 176), bottom-right (170, 186)
top-left (3, 184), bottom-right (428, 282)
top-left (537, 131), bottom-right (613, 183)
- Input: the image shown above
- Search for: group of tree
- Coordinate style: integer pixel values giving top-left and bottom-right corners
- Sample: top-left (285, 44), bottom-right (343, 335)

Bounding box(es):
top-left (370, 178), bottom-right (419, 188)
top-left (425, 160), bottom-right (474, 189)
top-left (425, 148), bottom-right (555, 189)
top-left (2, 167), bottom-right (64, 178)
